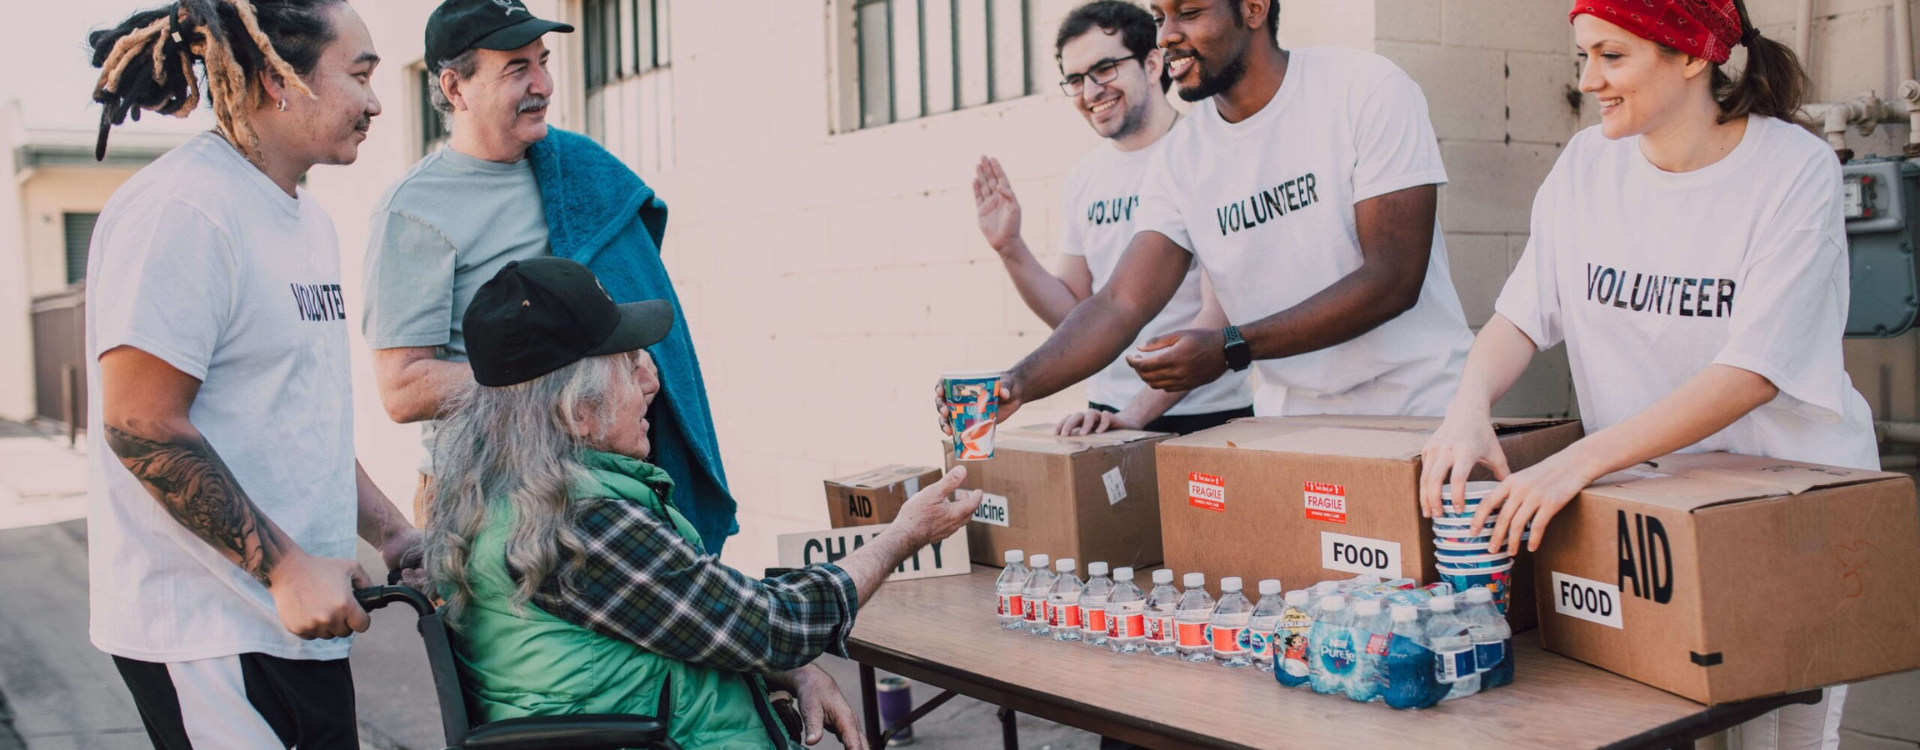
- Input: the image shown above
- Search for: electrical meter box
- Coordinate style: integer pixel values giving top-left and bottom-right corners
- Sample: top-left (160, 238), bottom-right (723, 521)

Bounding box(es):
top-left (1843, 158), bottom-right (1920, 338)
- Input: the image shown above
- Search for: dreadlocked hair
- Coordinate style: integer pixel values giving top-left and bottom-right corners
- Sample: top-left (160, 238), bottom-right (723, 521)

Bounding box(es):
top-left (88, 0), bottom-right (343, 162)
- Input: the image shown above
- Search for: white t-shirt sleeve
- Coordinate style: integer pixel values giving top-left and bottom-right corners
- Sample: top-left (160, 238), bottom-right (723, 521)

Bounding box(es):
top-left (1133, 142), bottom-right (1192, 252)
top-left (91, 199), bottom-right (236, 381)
top-left (1710, 157), bottom-right (1853, 422)
top-left (1349, 64), bottom-right (1450, 202)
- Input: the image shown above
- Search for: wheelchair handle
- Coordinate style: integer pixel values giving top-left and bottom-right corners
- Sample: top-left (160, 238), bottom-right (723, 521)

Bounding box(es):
top-left (354, 585), bottom-right (435, 616)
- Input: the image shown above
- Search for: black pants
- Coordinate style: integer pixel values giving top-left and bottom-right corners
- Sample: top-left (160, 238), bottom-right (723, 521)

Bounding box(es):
top-left (1089, 402), bottom-right (1255, 435)
top-left (113, 653), bottom-right (358, 750)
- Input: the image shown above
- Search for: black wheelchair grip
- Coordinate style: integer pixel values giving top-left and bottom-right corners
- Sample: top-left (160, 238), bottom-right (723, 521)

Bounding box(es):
top-left (354, 585), bottom-right (434, 616)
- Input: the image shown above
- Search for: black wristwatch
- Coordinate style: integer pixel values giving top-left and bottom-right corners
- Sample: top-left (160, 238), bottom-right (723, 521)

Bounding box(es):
top-left (1222, 325), bottom-right (1252, 372)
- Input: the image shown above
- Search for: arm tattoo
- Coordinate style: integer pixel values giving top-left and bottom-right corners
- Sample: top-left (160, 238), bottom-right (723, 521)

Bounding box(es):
top-left (105, 426), bottom-right (290, 585)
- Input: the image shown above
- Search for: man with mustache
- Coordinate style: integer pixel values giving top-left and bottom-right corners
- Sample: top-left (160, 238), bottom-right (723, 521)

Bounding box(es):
top-left (363, 0), bottom-right (740, 555)
top-left (980, 0), bottom-right (1474, 424)
top-left (971, 0), bottom-right (1252, 437)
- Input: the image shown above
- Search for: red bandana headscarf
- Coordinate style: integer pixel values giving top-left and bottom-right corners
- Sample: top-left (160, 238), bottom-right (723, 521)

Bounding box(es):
top-left (1570, 0), bottom-right (1746, 64)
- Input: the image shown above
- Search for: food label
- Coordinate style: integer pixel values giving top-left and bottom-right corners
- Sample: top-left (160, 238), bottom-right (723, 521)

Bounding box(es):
top-left (997, 593), bottom-right (1022, 618)
top-left (1321, 531), bottom-right (1403, 577)
top-left (1188, 472), bottom-right (1226, 512)
top-left (1176, 621), bottom-right (1210, 648)
top-left (1552, 571), bottom-right (1625, 629)
top-left (1304, 482), bottom-right (1348, 523)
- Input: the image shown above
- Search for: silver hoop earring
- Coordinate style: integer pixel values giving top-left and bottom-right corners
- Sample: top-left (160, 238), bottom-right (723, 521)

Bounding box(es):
top-left (276, 98), bottom-right (287, 113)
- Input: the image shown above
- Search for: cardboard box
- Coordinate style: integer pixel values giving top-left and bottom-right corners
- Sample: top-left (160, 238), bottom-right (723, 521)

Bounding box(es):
top-left (946, 424), bottom-right (1174, 569)
top-left (1155, 416), bottom-right (1584, 632)
top-left (1532, 452), bottom-right (1920, 705)
top-left (823, 465), bottom-right (943, 528)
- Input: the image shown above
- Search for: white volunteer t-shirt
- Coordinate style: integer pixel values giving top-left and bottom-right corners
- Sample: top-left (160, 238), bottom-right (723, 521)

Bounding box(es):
top-left (1058, 139), bottom-right (1253, 415)
top-left (1134, 47), bottom-right (1473, 417)
top-left (85, 132), bottom-right (358, 662)
top-left (1496, 116), bottom-right (1877, 469)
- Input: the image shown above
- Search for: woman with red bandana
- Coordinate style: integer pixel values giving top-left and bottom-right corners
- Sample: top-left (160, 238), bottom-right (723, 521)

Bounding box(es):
top-left (1420, 2), bottom-right (1864, 746)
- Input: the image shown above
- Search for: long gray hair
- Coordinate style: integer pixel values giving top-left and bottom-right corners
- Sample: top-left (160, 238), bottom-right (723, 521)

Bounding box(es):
top-left (423, 351), bottom-right (639, 624)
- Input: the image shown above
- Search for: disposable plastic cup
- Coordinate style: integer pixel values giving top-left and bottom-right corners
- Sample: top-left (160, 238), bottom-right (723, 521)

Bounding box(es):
top-left (1436, 561), bottom-right (1515, 615)
top-left (1431, 551), bottom-right (1511, 570)
top-left (1437, 481), bottom-right (1500, 519)
top-left (941, 371), bottom-right (1002, 461)
top-left (1434, 534), bottom-right (1497, 548)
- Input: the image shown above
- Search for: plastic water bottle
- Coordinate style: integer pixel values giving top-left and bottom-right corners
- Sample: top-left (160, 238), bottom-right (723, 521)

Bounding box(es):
top-left (1079, 562), bottom-right (1113, 647)
top-left (1022, 554), bottom-right (1054, 637)
top-left (1308, 594), bottom-right (1356, 696)
top-left (1209, 577), bottom-right (1253, 667)
top-left (1347, 599), bottom-right (1390, 703)
top-left (1174, 573), bottom-right (1215, 663)
top-left (1247, 579), bottom-right (1285, 673)
top-left (1047, 559), bottom-right (1085, 642)
top-left (1143, 570), bottom-right (1180, 657)
top-left (1382, 605), bottom-right (1443, 710)
top-left (1273, 590), bottom-right (1315, 687)
top-left (1428, 595), bottom-right (1480, 699)
top-left (1106, 567), bottom-right (1146, 654)
top-left (995, 549), bottom-right (1028, 630)
top-left (1463, 587), bottom-right (1514, 689)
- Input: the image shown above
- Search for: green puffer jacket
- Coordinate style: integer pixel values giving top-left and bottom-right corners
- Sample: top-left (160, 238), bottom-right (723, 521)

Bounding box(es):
top-left (448, 450), bottom-right (794, 749)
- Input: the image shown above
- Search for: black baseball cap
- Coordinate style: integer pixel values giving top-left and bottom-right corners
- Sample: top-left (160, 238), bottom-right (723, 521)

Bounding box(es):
top-left (464, 258), bottom-right (674, 387)
top-left (425, 0), bottom-right (574, 71)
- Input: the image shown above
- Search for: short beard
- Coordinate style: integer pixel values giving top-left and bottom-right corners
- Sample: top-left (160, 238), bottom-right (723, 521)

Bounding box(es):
top-left (1177, 54), bottom-right (1247, 102)
top-left (1104, 95), bottom-right (1153, 141)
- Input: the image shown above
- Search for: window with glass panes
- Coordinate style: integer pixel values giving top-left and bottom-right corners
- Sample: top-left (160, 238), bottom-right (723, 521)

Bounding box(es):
top-left (583, 0), bottom-right (671, 94)
top-left (416, 65), bottom-right (450, 157)
top-left (854, 0), bottom-right (1035, 130)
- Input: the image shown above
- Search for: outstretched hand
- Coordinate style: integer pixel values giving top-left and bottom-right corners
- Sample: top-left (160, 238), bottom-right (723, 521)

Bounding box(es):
top-left (973, 156), bottom-right (1022, 253)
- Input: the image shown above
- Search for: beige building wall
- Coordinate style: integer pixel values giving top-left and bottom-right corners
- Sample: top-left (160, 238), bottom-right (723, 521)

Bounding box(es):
top-left (19, 169), bottom-right (137, 297)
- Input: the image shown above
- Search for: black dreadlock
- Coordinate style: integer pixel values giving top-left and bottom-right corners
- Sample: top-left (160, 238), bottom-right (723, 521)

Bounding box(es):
top-left (88, 0), bottom-right (343, 162)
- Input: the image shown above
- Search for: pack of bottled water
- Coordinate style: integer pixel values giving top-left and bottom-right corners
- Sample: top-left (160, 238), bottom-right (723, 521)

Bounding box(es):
top-left (993, 556), bottom-right (1514, 709)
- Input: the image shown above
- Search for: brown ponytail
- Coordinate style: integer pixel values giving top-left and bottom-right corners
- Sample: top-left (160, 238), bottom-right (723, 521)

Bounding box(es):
top-left (1710, 0), bottom-right (1809, 124)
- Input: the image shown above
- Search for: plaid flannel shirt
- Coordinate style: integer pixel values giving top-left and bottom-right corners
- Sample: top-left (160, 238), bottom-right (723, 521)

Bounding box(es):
top-left (519, 496), bottom-right (860, 675)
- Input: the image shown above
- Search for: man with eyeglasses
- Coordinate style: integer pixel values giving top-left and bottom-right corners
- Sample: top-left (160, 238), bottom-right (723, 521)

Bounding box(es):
top-left (971, 0), bottom-right (1252, 437)
top-left (960, 0), bottom-right (1473, 430)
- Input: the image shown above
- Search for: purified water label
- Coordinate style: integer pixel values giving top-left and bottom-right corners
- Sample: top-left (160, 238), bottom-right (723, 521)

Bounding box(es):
top-left (1552, 571), bottom-right (1625, 629)
top-left (1176, 621), bottom-right (1210, 648)
top-left (1083, 607), bottom-right (1108, 635)
top-left (1475, 641), bottom-right (1504, 672)
top-left (1211, 625), bottom-right (1245, 654)
top-left (1145, 615), bottom-right (1173, 643)
top-left (997, 593), bottom-right (1022, 617)
top-left (1437, 647), bottom-right (1476, 683)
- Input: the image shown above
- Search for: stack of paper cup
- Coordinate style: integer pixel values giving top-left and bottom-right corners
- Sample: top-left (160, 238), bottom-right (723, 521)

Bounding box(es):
top-left (1431, 481), bottom-right (1516, 615)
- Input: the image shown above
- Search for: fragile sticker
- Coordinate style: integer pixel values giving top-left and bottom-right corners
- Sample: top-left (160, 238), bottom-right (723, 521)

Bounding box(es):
top-left (1551, 571), bottom-right (1625, 629)
top-left (1102, 467), bottom-right (1127, 506)
top-left (1188, 472), bottom-right (1226, 512)
top-left (971, 493), bottom-right (1010, 527)
top-left (1303, 481), bottom-right (1347, 524)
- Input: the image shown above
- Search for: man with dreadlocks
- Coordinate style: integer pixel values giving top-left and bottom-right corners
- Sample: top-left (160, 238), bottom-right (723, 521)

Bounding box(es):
top-left (83, 1), bottom-right (419, 747)
top-left (362, 0), bottom-right (740, 556)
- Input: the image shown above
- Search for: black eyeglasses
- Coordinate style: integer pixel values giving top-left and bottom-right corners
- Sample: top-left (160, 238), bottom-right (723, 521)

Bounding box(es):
top-left (1059, 53), bottom-right (1146, 96)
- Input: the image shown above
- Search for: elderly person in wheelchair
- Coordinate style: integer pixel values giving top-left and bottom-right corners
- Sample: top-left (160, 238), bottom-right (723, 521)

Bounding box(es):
top-left (421, 258), bottom-right (984, 750)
